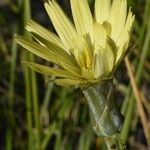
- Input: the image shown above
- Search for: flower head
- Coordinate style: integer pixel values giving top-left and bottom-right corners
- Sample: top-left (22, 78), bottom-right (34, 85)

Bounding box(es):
top-left (15, 0), bottom-right (134, 87)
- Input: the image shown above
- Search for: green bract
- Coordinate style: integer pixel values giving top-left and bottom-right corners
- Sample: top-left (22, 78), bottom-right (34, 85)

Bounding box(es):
top-left (15, 0), bottom-right (134, 87)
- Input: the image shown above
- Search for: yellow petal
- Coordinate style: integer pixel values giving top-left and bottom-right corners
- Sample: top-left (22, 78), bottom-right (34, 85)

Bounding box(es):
top-left (95, 0), bottom-right (110, 24)
top-left (44, 1), bottom-right (76, 50)
top-left (104, 38), bottom-right (117, 72)
top-left (15, 35), bottom-right (81, 77)
top-left (102, 21), bottom-right (112, 36)
top-left (116, 9), bottom-right (134, 61)
top-left (60, 61), bottom-right (81, 78)
top-left (70, 0), bottom-right (93, 37)
top-left (15, 35), bottom-right (61, 65)
top-left (110, 0), bottom-right (127, 41)
top-left (93, 23), bottom-right (107, 48)
top-left (115, 43), bottom-right (128, 68)
top-left (30, 33), bottom-right (78, 68)
top-left (82, 67), bottom-right (93, 80)
top-left (73, 35), bottom-right (92, 68)
top-left (73, 48), bottom-right (86, 68)
top-left (117, 9), bottom-right (134, 47)
top-left (92, 37), bottom-right (117, 78)
top-left (24, 62), bottom-right (79, 79)
top-left (92, 49), bottom-right (104, 78)
top-left (26, 20), bottom-right (65, 50)
top-left (109, 0), bottom-right (120, 27)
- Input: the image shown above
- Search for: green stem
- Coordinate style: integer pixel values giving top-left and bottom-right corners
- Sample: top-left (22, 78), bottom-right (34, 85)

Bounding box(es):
top-left (5, 128), bottom-right (12, 150)
top-left (22, 0), bottom-right (33, 149)
top-left (6, 25), bottom-right (18, 150)
top-left (8, 27), bottom-right (18, 120)
top-left (22, 0), bottom-right (40, 149)
top-left (41, 78), bottom-right (54, 114)
top-left (42, 122), bottom-right (57, 150)
top-left (44, 81), bottom-right (54, 107)
top-left (31, 61), bottom-right (41, 150)
top-left (41, 79), bottom-right (54, 131)
top-left (22, 53), bottom-right (33, 150)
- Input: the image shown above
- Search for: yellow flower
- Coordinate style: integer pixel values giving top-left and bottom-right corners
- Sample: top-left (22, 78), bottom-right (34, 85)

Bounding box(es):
top-left (15, 0), bottom-right (134, 87)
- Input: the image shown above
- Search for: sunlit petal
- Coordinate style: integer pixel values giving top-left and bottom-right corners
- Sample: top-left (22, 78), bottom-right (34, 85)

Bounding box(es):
top-left (110, 0), bottom-right (127, 41)
top-left (93, 23), bottom-right (107, 48)
top-left (116, 9), bottom-right (135, 61)
top-left (95, 0), bottom-right (110, 24)
top-left (71, 0), bottom-right (93, 37)
top-left (44, 1), bottom-right (76, 51)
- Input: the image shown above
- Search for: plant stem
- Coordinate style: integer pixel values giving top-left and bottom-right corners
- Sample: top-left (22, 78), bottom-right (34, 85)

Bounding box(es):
top-left (43, 81), bottom-right (54, 110)
top-left (41, 79), bottom-right (54, 128)
top-left (22, 0), bottom-right (40, 149)
top-left (5, 128), bottom-right (12, 150)
top-left (23, 57), bottom-right (33, 150)
top-left (6, 25), bottom-right (18, 150)
top-left (31, 63), bottom-right (41, 150)
top-left (42, 122), bottom-right (57, 150)
top-left (22, 0), bottom-right (33, 149)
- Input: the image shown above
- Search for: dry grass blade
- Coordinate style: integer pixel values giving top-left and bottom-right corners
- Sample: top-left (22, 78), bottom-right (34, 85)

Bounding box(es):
top-left (125, 56), bottom-right (150, 147)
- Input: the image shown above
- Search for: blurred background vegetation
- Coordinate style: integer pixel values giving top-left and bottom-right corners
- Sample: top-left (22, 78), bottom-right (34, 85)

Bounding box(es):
top-left (0, 0), bottom-right (150, 149)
